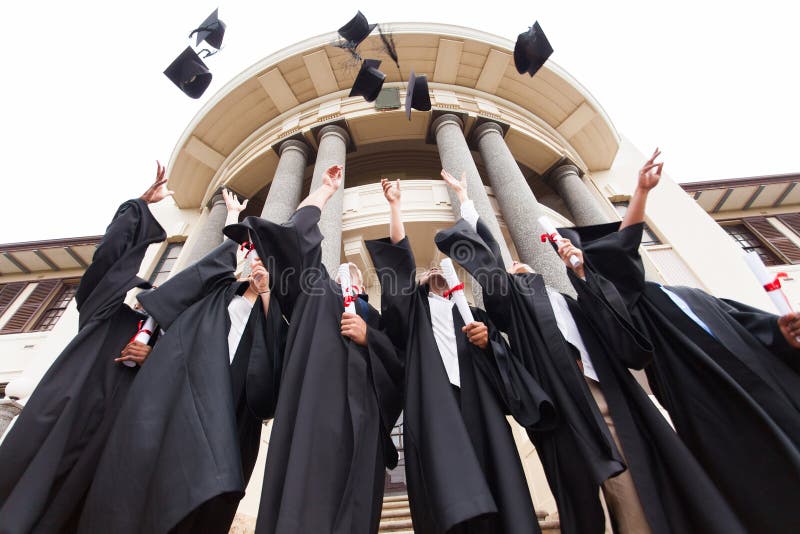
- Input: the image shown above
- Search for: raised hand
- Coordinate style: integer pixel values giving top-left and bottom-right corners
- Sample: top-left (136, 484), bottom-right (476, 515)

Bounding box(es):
top-left (322, 164), bottom-right (344, 193)
top-left (381, 177), bottom-right (401, 204)
top-left (222, 188), bottom-right (249, 213)
top-left (778, 313), bottom-right (800, 349)
top-left (557, 238), bottom-right (586, 278)
top-left (462, 321), bottom-right (489, 350)
top-left (441, 169), bottom-right (468, 202)
top-left (139, 161), bottom-right (175, 204)
top-left (637, 148), bottom-right (664, 192)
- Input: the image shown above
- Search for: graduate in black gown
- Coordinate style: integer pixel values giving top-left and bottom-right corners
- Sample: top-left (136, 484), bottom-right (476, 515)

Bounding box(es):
top-left (224, 165), bottom-right (404, 534)
top-left (436, 169), bottom-right (746, 534)
top-left (366, 178), bottom-right (552, 534)
top-left (0, 164), bottom-right (170, 534)
top-left (560, 148), bottom-right (800, 533)
top-left (78, 190), bottom-right (287, 534)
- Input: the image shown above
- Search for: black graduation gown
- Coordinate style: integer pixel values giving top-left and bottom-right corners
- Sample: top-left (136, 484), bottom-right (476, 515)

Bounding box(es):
top-left (435, 218), bottom-right (625, 534)
top-left (225, 206), bottom-right (404, 534)
top-left (0, 198), bottom-right (165, 534)
top-left (561, 221), bottom-right (800, 533)
top-left (365, 236), bottom-right (550, 534)
top-left (77, 239), bottom-right (286, 534)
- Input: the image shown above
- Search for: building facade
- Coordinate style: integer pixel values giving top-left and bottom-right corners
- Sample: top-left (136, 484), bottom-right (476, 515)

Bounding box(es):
top-left (0, 23), bottom-right (789, 532)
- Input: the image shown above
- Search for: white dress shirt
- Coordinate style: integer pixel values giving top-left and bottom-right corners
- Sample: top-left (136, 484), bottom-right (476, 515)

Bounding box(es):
top-left (546, 287), bottom-right (599, 382)
top-left (428, 292), bottom-right (461, 387)
top-left (460, 199), bottom-right (480, 230)
top-left (227, 295), bottom-right (254, 364)
top-left (659, 285), bottom-right (715, 337)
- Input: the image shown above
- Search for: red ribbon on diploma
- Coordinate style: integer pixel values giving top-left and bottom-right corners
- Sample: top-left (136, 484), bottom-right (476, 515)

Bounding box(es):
top-left (764, 272), bottom-right (788, 292)
top-left (443, 282), bottom-right (464, 299)
top-left (343, 294), bottom-right (357, 307)
top-left (240, 241), bottom-right (255, 258)
top-left (540, 232), bottom-right (557, 244)
top-left (129, 320), bottom-right (153, 344)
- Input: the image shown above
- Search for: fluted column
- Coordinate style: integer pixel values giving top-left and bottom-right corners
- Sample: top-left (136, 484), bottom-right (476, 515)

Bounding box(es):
top-left (181, 191), bottom-right (228, 266)
top-left (261, 139), bottom-right (311, 223)
top-left (473, 122), bottom-right (573, 294)
top-left (431, 114), bottom-right (513, 266)
top-left (545, 164), bottom-right (610, 226)
top-left (310, 125), bottom-right (349, 275)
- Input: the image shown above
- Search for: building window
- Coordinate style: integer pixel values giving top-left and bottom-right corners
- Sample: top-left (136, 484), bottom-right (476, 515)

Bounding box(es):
top-left (0, 279), bottom-right (77, 335)
top-left (612, 201), bottom-right (662, 246)
top-left (31, 281), bottom-right (79, 332)
top-left (149, 242), bottom-right (184, 286)
top-left (719, 217), bottom-right (800, 265)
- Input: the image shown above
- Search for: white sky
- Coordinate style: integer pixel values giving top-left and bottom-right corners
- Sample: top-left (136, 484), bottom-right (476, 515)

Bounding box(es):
top-left (1, 1), bottom-right (798, 243)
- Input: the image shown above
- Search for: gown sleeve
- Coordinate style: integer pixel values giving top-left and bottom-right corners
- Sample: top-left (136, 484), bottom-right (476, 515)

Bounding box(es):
top-left (225, 205), bottom-right (324, 318)
top-left (364, 236), bottom-right (418, 350)
top-left (137, 240), bottom-right (238, 331)
top-left (75, 198), bottom-right (166, 329)
top-left (247, 295), bottom-right (288, 420)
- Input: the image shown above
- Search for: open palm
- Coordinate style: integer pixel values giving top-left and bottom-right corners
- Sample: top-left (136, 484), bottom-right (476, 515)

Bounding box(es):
top-left (140, 161), bottom-right (174, 204)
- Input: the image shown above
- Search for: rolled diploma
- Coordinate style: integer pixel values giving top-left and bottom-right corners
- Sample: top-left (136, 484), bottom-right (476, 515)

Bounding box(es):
top-left (440, 258), bottom-right (474, 325)
top-left (337, 263), bottom-right (356, 314)
top-left (743, 251), bottom-right (793, 315)
top-left (125, 316), bottom-right (157, 367)
top-left (538, 215), bottom-right (582, 268)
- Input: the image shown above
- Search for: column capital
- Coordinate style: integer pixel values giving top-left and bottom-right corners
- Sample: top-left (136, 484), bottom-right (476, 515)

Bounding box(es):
top-left (471, 121), bottom-right (504, 144)
top-left (277, 138), bottom-right (312, 159)
top-left (206, 188), bottom-right (227, 209)
top-left (317, 124), bottom-right (350, 147)
top-left (545, 163), bottom-right (582, 185)
top-left (431, 113), bottom-right (464, 137)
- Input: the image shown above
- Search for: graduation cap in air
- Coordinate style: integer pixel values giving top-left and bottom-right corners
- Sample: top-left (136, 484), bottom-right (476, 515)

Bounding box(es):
top-left (513, 22), bottom-right (553, 77)
top-left (405, 71), bottom-right (431, 120)
top-left (338, 11), bottom-right (377, 48)
top-left (349, 59), bottom-right (385, 102)
top-left (190, 8), bottom-right (226, 50)
top-left (164, 47), bottom-right (213, 99)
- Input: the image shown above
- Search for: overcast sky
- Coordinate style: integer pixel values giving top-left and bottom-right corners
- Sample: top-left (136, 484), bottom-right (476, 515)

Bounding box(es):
top-left (1, 1), bottom-right (797, 243)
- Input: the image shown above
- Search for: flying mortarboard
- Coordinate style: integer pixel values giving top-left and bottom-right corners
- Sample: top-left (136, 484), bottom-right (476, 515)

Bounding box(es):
top-left (405, 71), bottom-right (431, 120)
top-left (190, 8), bottom-right (227, 50)
top-left (513, 21), bottom-right (553, 77)
top-left (164, 47), bottom-right (213, 99)
top-left (349, 59), bottom-right (386, 102)
top-left (338, 11), bottom-right (378, 48)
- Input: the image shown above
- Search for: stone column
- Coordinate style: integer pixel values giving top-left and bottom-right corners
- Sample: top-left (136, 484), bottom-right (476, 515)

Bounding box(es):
top-left (0, 399), bottom-right (22, 438)
top-left (473, 122), bottom-right (573, 294)
top-left (431, 114), bottom-right (513, 266)
top-left (180, 191), bottom-right (228, 266)
top-left (310, 125), bottom-right (349, 275)
top-left (261, 139), bottom-right (312, 223)
top-left (545, 164), bottom-right (610, 226)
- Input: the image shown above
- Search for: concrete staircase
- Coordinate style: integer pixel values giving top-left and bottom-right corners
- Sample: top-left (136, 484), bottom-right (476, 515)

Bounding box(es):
top-left (378, 493), bottom-right (561, 533)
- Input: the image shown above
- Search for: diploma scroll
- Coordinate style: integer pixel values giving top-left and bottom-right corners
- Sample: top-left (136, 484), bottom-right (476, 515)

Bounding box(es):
top-left (124, 316), bottom-right (157, 367)
top-left (440, 258), bottom-right (475, 325)
top-left (743, 251), bottom-right (794, 315)
top-left (538, 216), bottom-right (582, 268)
top-left (337, 263), bottom-right (357, 314)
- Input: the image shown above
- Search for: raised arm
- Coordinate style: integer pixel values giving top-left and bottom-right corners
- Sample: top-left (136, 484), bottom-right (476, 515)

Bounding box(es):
top-left (381, 178), bottom-right (404, 243)
top-left (621, 148), bottom-right (663, 230)
top-left (222, 188), bottom-right (249, 232)
top-left (441, 169), bottom-right (478, 230)
top-left (298, 164), bottom-right (343, 211)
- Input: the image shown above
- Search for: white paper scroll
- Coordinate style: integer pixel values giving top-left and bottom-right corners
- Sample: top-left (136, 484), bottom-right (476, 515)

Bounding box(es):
top-left (337, 263), bottom-right (357, 314)
top-left (538, 215), bottom-right (582, 268)
top-left (440, 258), bottom-right (474, 325)
top-left (124, 316), bottom-right (157, 367)
top-left (743, 251), bottom-right (794, 315)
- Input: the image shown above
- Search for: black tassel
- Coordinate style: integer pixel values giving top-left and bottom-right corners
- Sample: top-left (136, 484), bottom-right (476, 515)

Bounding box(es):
top-left (378, 25), bottom-right (400, 71)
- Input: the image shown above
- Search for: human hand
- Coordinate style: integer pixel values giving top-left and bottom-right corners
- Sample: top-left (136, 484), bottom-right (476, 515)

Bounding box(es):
top-left (249, 258), bottom-right (270, 294)
top-left (557, 239), bottom-right (585, 278)
top-left (637, 148), bottom-right (663, 192)
top-left (322, 165), bottom-right (344, 193)
top-left (441, 169), bottom-right (468, 202)
top-left (341, 312), bottom-right (368, 346)
top-left (381, 177), bottom-right (401, 205)
top-left (222, 188), bottom-right (249, 213)
top-left (115, 341), bottom-right (152, 366)
top-left (778, 313), bottom-right (800, 349)
top-left (139, 161), bottom-right (174, 204)
top-left (463, 321), bottom-right (489, 350)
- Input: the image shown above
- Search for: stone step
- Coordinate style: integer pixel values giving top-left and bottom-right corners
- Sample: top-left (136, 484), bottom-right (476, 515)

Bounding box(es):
top-left (382, 500), bottom-right (410, 510)
top-left (381, 507), bottom-right (411, 519)
top-left (383, 494), bottom-right (409, 503)
top-left (540, 518), bottom-right (561, 531)
top-left (379, 517), bottom-right (414, 531)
